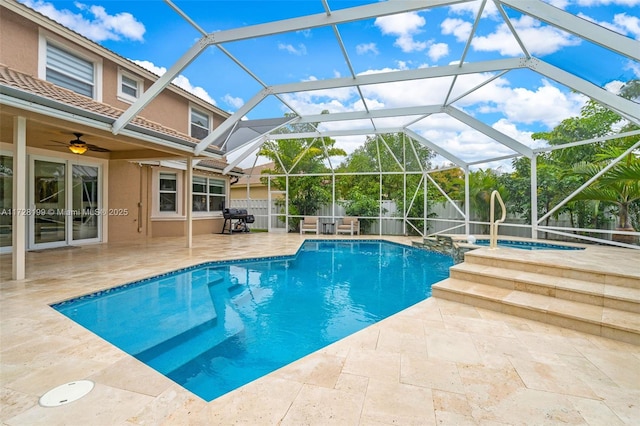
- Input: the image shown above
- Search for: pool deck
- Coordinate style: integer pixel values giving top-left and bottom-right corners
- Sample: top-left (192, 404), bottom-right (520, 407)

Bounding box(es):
top-left (1, 233), bottom-right (639, 425)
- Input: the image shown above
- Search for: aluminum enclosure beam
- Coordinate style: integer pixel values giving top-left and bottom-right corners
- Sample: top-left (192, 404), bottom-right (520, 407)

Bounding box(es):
top-left (295, 106), bottom-right (446, 124)
top-left (267, 58), bottom-right (526, 95)
top-left (194, 89), bottom-right (270, 154)
top-left (500, 0), bottom-right (640, 61)
top-left (530, 59), bottom-right (640, 124)
top-left (265, 127), bottom-right (407, 140)
top-left (206, 0), bottom-right (472, 45)
top-left (112, 35), bottom-right (212, 134)
top-left (446, 106), bottom-right (534, 158)
top-left (404, 128), bottom-right (468, 168)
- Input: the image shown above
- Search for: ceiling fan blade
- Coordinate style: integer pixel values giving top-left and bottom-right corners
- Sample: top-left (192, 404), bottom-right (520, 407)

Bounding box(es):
top-left (87, 144), bottom-right (110, 153)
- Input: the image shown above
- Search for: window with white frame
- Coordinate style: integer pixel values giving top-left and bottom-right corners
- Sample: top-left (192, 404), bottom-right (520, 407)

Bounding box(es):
top-left (118, 70), bottom-right (143, 103)
top-left (159, 172), bottom-right (178, 213)
top-left (45, 42), bottom-right (95, 98)
top-left (190, 107), bottom-right (210, 140)
top-left (193, 176), bottom-right (226, 213)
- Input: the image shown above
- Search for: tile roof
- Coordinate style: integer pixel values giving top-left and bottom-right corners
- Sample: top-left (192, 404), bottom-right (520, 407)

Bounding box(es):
top-left (0, 64), bottom-right (221, 153)
top-left (236, 162), bottom-right (275, 185)
top-left (198, 158), bottom-right (243, 174)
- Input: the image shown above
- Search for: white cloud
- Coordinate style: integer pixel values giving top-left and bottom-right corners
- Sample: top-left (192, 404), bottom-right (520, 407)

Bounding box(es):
top-left (428, 43), bottom-right (449, 61)
top-left (472, 16), bottom-right (581, 56)
top-left (441, 18), bottom-right (473, 43)
top-left (280, 66), bottom-right (590, 165)
top-left (625, 60), bottom-right (640, 78)
top-left (578, 12), bottom-right (640, 39)
top-left (278, 43), bottom-right (307, 55)
top-left (356, 43), bottom-right (379, 55)
top-left (448, 0), bottom-right (500, 19)
top-left (492, 118), bottom-right (539, 148)
top-left (223, 94), bottom-right (244, 109)
top-left (21, 0), bottom-right (145, 42)
top-left (375, 12), bottom-right (428, 52)
top-left (614, 13), bottom-right (640, 39)
top-left (132, 60), bottom-right (216, 105)
top-left (501, 80), bottom-right (587, 127)
top-left (131, 60), bottom-right (165, 76)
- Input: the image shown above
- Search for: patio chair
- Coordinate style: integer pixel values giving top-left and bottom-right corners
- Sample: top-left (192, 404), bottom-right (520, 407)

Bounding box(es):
top-left (336, 216), bottom-right (360, 235)
top-left (300, 216), bottom-right (320, 235)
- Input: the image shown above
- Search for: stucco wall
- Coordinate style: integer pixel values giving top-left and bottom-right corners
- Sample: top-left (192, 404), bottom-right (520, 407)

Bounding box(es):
top-left (1, 9), bottom-right (42, 74)
top-left (150, 218), bottom-right (225, 237)
top-left (108, 160), bottom-right (147, 241)
top-left (230, 185), bottom-right (269, 200)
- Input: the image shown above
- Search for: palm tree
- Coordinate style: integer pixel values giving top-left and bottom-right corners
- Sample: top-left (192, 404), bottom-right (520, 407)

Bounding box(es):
top-left (468, 169), bottom-right (506, 233)
top-left (572, 146), bottom-right (640, 243)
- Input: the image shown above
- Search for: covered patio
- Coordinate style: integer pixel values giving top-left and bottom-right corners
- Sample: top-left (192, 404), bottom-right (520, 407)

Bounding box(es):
top-left (1, 233), bottom-right (639, 424)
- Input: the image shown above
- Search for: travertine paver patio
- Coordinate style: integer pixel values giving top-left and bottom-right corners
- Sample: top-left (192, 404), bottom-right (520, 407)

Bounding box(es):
top-left (1, 233), bottom-right (639, 425)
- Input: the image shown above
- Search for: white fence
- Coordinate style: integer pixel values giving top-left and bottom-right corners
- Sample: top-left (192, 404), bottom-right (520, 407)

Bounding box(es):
top-left (230, 198), bottom-right (616, 241)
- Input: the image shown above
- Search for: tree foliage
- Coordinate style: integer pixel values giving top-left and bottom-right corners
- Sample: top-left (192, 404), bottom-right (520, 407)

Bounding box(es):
top-left (515, 79), bottom-right (640, 233)
top-left (258, 112), bottom-right (346, 230)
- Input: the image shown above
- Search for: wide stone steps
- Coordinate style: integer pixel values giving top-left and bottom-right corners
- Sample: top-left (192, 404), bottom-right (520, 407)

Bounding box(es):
top-left (449, 262), bottom-right (640, 314)
top-left (432, 249), bottom-right (640, 345)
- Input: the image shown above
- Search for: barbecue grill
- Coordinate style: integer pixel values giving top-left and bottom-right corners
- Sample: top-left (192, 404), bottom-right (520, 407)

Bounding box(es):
top-left (221, 208), bottom-right (255, 234)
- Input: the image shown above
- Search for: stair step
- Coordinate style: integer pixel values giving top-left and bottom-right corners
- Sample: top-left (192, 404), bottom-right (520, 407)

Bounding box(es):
top-left (433, 278), bottom-right (640, 345)
top-left (463, 249), bottom-right (640, 289)
top-left (450, 262), bottom-right (640, 313)
top-left (136, 318), bottom-right (245, 374)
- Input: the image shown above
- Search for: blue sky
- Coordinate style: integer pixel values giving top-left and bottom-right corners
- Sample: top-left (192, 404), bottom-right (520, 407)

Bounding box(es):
top-left (20, 0), bottom-right (640, 167)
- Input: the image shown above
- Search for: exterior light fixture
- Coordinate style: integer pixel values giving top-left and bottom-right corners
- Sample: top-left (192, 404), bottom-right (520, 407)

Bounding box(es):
top-left (68, 142), bottom-right (88, 154)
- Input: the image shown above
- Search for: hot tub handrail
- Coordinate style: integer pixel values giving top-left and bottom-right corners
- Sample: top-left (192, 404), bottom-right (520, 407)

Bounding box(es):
top-left (490, 190), bottom-right (506, 249)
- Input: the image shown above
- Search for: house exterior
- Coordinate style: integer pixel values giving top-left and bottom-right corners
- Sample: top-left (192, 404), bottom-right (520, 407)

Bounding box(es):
top-left (230, 162), bottom-right (275, 201)
top-left (0, 0), bottom-right (242, 278)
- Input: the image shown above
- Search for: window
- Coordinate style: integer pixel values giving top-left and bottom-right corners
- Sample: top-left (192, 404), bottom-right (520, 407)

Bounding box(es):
top-left (192, 176), bottom-right (225, 213)
top-left (159, 172), bottom-right (178, 213)
top-left (45, 42), bottom-right (95, 98)
top-left (118, 70), bottom-right (143, 103)
top-left (190, 108), bottom-right (210, 140)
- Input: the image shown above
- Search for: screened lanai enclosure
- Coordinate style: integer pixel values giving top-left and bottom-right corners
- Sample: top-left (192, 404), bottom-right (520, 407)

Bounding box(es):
top-left (113, 0), bottom-right (639, 248)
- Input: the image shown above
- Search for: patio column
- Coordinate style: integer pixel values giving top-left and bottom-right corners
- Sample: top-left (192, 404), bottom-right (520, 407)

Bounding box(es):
top-left (185, 157), bottom-right (192, 248)
top-left (530, 154), bottom-right (538, 239)
top-left (12, 116), bottom-right (27, 280)
top-left (464, 166), bottom-right (470, 236)
top-left (423, 171), bottom-right (427, 237)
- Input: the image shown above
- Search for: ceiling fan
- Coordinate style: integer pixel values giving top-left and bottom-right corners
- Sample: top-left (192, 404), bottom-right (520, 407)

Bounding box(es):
top-left (48, 133), bottom-right (110, 154)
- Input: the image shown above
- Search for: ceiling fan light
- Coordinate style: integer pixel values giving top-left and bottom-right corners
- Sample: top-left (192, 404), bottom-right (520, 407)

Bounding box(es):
top-left (68, 143), bottom-right (88, 154)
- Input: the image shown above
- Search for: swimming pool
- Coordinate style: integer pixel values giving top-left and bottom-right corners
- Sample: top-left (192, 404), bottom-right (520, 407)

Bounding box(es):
top-left (473, 239), bottom-right (584, 250)
top-left (52, 240), bottom-right (453, 401)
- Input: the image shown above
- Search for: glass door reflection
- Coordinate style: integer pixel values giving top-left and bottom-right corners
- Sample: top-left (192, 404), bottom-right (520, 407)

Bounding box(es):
top-left (33, 159), bottom-right (66, 245)
top-left (72, 164), bottom-right (99, 241)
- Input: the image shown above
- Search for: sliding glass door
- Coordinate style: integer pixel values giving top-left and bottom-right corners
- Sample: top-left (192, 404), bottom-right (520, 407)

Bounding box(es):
top-left (0, 154), bottom-right (12, 253)
top-left (72, 164), bottom-right (99, 241)
top-left (30, 157), bottom-right (101, 249)
top-left (32, 159), bottom-right (66, 246)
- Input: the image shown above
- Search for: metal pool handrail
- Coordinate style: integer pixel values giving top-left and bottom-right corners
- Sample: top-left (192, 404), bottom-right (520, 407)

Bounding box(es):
top-left (490, 190), bottom-right (506, 249)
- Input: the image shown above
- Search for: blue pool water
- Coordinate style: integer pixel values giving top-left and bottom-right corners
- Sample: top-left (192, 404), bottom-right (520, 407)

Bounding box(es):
top-left (52, 240), bottom-right (453, 401)
top-left (473, 239), bottom-right (584, 250)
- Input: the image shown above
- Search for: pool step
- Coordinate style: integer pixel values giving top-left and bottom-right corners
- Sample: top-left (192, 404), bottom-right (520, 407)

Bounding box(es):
top-left (463, 249), bottom-right (640, 289)
top-left (432, 249), bottom-right (640, 345)
top-left (135, 319), bottom-right (245, 374)
top-left (433, 278), bottom-right (640, 345)
top-left (449, 262), bottom-right (640, 314)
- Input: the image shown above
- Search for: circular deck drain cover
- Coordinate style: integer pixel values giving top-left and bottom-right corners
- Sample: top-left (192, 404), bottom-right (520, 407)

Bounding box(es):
top-left (39, 380), bottom-right (95, 407)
